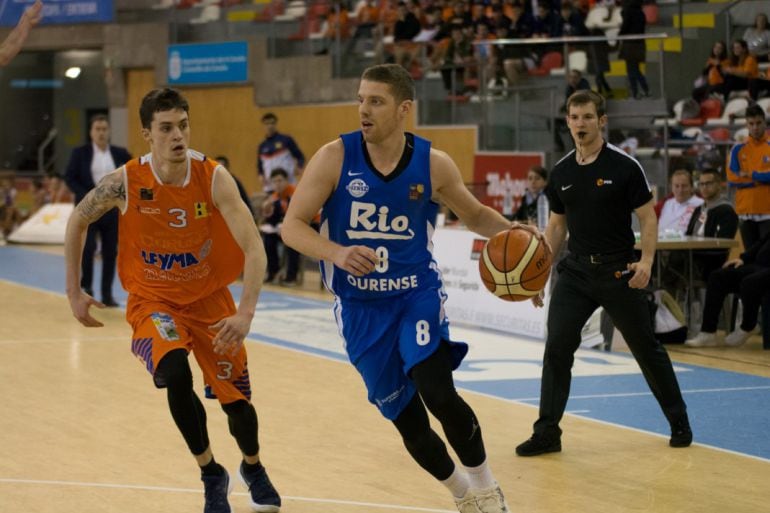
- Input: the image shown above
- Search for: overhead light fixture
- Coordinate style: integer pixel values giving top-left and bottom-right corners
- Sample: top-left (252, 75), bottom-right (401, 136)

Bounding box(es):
top-left (64, 67), bottom-right (81, 79)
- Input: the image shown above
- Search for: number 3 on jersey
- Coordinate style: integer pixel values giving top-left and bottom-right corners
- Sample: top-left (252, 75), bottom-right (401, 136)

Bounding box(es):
top-left (416, 320), bottom-right (430, 346)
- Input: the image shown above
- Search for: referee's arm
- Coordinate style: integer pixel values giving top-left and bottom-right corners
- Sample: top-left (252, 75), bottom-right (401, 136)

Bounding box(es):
top-left (629, 199), bottom-right (657, 289)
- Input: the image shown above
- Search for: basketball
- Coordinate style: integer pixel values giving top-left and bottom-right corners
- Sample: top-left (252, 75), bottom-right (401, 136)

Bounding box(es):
top-left (479, 226), bottom-right (552, 301)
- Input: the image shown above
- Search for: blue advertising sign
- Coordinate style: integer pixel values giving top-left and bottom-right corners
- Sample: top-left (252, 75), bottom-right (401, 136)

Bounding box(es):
top-left (0, 0), bottom-right (114, 26)
top-left (167, 41), bottom-right (249, 86)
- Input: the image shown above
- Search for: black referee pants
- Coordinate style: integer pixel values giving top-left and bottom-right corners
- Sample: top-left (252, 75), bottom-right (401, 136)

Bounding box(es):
top-left (533, 255), bottom-right (687, 437)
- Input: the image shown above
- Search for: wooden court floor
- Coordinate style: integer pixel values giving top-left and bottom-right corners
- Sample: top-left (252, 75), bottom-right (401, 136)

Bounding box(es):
top-left (2, 274), bottom-right (770, 513)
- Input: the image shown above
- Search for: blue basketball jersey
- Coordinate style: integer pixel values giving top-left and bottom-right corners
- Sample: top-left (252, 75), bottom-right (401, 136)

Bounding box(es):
top-left (320, 131), bottom-right (443, 300)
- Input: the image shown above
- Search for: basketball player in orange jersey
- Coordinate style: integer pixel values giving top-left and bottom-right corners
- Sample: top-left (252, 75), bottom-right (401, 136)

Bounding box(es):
top-left (283, 64), bottom-right (543, 513)
top-left (64, 88), bottom-right (281, 513)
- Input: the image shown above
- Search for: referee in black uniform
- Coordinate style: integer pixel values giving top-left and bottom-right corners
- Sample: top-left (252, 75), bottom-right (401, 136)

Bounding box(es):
top-left (516, 90), bottom-right (692, 456)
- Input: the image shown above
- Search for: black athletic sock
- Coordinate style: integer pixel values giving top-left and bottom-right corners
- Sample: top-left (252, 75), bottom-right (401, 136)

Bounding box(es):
top-left (200, 459), bottom-right (224, 476)
top-left (242, 460), bottom-right (263, 475)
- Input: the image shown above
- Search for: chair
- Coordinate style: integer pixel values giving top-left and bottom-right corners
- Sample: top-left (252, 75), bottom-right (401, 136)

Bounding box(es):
top-left (757, 97), bottom-right (770, 115)
top-left (680, 98), bottom-right (722, 126)
top-left (707, 127), bottom-right (731, 142)
top-left (528, 51), bottom-right (563, 77)
top-left (654, 98), bottom-right (686, 127)
top-left (549, 50), bottom-right (588, 76)
top-left (705, 97), bottom-right (748, 126)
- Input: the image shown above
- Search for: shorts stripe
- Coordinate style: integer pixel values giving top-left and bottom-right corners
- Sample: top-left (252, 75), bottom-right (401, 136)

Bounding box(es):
top-left (232, 367), bottom-right (252, 399)
top-left (131, 337), bottom-right (154, 374)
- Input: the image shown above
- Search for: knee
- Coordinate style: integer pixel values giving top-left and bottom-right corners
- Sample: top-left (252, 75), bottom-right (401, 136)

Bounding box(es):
top-left (739, 277), bottom-right (763, 301)
top-left (222, 399), bottom-right (253, 420)
top-left (157, 350), bottom-right (192, 392)
top-left (420, 386), bottom-right (458, 418)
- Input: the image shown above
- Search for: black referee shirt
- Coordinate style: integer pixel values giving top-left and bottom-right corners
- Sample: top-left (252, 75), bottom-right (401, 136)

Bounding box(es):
top-left (546, 142), bottom-right (653, 256)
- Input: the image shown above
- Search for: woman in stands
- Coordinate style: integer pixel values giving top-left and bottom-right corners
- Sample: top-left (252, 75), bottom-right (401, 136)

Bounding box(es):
top-left (713, 39), bottom-right (759, 100)
top-left (692, 40), bottom-right (729, 102)
top-left (743, 12), bottom-right (770, 63)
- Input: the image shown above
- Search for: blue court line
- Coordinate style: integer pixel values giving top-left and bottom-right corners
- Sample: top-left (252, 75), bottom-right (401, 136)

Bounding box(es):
top-left (2, 246), bottom-right (769, 461)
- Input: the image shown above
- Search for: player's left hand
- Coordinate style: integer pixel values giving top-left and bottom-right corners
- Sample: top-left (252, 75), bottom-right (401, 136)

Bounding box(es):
top-left (626, 260), bottom-right (651, 289)
top-left (209, 311), bottom-right (252, 356)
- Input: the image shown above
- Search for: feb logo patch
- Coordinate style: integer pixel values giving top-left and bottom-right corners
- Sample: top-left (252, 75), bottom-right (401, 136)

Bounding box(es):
top-left (409, 183), bottom-right (424, 201)
top-left (140, 188), bottom-right (154, 200)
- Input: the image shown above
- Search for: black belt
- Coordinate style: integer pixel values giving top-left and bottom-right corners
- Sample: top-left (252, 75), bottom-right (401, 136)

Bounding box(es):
top-left (570, 251), bottom-right (634, 265)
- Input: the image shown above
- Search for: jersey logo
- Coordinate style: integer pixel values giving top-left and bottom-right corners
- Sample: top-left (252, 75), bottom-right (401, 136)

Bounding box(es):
top-left (346, 201), bottom-right (414, 240)
top-left (561, 184), bottom-right (573, 191)
top-left (347, 170), bottom-right (364, 177)
top-left (140, 188), bottom-right (154, 200)
top-left (409, 183), bottom-right (424, 200)
top-left (346, 179), bottom-right (369, 198)
top-left (142, 250), bottom-right (200, 270)
top-left (194, 202), bottom-right (210, 219)
top-left (150, 313), bottom-right (180, 341)
top-left (596, 179), bottom-right (613, 186)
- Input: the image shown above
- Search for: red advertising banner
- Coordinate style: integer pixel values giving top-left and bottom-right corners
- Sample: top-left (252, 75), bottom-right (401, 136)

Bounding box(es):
top-left (472, 152), bottom-right (544, 216)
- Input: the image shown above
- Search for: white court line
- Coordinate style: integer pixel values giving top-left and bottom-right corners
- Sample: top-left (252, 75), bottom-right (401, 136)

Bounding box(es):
top-left (0, 478), bottom-right (455, 513)
top-left (0, 336), bottom-right (127, 345)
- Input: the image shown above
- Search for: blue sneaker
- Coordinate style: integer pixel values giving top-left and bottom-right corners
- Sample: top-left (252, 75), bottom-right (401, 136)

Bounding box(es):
top-left (238, 461), bottom-right (281, 512)
top-left (201, 468), bottom-right (233, 513)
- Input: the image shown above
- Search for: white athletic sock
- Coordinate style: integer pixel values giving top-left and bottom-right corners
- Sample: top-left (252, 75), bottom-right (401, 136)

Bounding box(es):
top-left (441, 465), bottom-right (470, 499)
top-left (464, 460), bottom-right (495, 490)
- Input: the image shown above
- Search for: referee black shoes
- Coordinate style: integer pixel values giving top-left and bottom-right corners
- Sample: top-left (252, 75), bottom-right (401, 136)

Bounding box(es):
top-left (515, 433), bottom-right (562, 456)
top-left (669, 415), bottom-right (693, 448)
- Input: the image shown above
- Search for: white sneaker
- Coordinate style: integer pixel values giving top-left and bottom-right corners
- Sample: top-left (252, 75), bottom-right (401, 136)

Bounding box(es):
top-left (473, 485), bottom-right (510, 513)
top-left (454, 490), bottom-right (481, 513)
top-left (684, 331), bottom-right (719, 347)
top-left (725, 328), bottom-right (754, 347)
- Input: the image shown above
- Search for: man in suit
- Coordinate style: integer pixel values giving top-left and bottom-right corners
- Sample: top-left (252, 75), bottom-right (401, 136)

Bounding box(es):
top-left (64, 114), bottom-right (131, 307)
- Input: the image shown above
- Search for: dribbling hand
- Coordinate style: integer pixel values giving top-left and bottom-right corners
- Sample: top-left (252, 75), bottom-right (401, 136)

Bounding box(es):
top-left (209, 311), bottom-right (252, 356)
top-left (531, 289), bottom-right (545, 308)
top-left (69, 291), bottom-right (105, 327)
top-left (512, 222), bottom-right (553, 257)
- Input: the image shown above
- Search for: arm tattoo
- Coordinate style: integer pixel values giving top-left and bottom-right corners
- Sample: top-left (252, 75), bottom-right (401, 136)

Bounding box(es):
top-left (76, 173), bottom-right (126, 223)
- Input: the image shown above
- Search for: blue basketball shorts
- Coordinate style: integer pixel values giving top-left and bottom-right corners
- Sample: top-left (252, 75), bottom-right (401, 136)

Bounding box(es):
top-left (334, 286), bottom-right (469, 420)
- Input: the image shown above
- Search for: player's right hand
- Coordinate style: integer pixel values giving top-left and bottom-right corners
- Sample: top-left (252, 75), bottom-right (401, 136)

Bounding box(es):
top-left (68, 291), bottom-right (105, 327)
top-left (334, 245), bottom-right (378, 276)
top-left (531, 289), bottom-right (545, 308)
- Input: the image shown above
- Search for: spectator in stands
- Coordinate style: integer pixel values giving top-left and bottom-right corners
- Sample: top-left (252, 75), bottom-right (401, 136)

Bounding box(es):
top-left (585, 0), bottom-right (620, 97)
top-left (553, 1), bottom-right (589, 37)
top-left (532, 1), bottom-right (559, 38)
top-left (685, 168), bottom-right (739, 280)
top-left (727, 104), bottom-right (770, 250)
top-left (215, 155), bottom-right (253, 217)
top-left (440, 24), bottom-right (475, 95)
top-left (749, 68), bottom-right (770, 100)
top-left (0, 0), bottom-right (42, 67)
top-left (618, 0), bottom-right (650, 99)
top-left (743, 12), bottom-right (770, 63)
top-left (257, 112), bottom-right (305, 191)
top-left (316, 0), bottom-right (351, 54)
top-left (685, 231), bottom-right (770, 348)
top-left (347, 0), bottom-right (381, 55)
top-left (392, 1), bottom-right (422, 70)
top-left (0, 176), bottom-right (18, 238)
top-left (513, 165), bottom-right (548, 224)
top-left (260, 168), bottom-right (300, 286)
top-left (64, 114), bottom-right (131, 307)
top-left (713, 39), bottom-right (759, 100)
top-left (658, 169), bottom-right (704, 235)
top-left (692, 40), bottom-right (729, 103)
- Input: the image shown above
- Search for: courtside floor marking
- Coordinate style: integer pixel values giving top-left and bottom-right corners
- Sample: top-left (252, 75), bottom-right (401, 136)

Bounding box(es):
top-left (0, 478), bottom-right (456, 512)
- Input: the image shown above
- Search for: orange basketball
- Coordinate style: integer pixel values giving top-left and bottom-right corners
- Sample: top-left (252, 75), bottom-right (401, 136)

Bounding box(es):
top-left (479, 226), bottom-right (552, 301)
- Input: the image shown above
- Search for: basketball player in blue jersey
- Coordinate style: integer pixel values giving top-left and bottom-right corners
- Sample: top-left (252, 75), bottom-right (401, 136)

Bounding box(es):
top-left (283, 64), bottom-right (538, 513)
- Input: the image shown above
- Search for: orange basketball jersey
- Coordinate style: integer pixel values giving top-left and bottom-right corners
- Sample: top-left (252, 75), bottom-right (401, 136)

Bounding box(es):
top-left (118, 150), bottom-right (244, 305)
